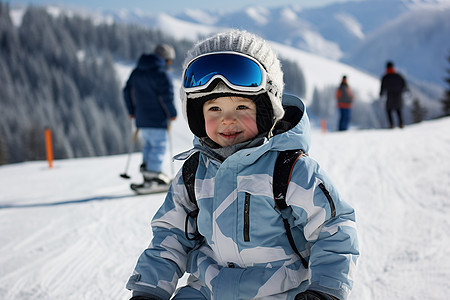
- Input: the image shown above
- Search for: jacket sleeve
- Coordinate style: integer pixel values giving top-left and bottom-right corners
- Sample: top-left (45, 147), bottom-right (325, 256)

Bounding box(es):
top-left (379, 76), bottom-right (385, 97)
top-left (347, 87), bottom-right (354, 100)
top-left (336, 88), bottom-right (342, 101)
top-left (126, 171), bottom-right (201, 300)
top-left (288, 157), bottom-right (359, 300)
top-left (157, 72), bottom-right (177, 119)
top-left (123, 74), bottom-right (135, 116)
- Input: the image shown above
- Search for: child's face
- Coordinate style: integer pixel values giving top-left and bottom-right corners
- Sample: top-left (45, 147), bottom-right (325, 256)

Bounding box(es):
top-left (203, 96), bottom-right (258, 147)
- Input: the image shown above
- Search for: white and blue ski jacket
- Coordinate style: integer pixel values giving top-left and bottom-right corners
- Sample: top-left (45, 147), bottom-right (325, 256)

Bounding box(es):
top-left (126, 96), bottom-right (359, 300)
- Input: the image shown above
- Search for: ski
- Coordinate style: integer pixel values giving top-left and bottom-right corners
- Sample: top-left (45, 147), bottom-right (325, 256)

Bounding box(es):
top-left (130, 181), bottom-right (172, 195)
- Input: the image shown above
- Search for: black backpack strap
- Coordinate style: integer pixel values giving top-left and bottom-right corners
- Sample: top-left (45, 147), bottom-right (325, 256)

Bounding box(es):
top-left (182, 151), bottom-right (200, 206)
top-left (273, 149), bottom-right (305, 209)
top-left (273, 149), bottom-right (309, 268)
top-left (182, 151), bottom-right (201, 241)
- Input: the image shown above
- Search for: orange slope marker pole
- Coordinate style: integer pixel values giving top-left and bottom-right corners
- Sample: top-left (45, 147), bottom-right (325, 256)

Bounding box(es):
top-left (321, 119), bottom-right (327, 134)
top-left (45, 128), bottom-right (54, 168)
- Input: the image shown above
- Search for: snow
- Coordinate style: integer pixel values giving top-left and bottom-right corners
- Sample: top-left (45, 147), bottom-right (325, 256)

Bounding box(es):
top-left (280, 7), bottom-right (298, 23)
top-left (271, 42), bottom-right (380, 104)
top-left (344, 4), bottom-right (450, 86)
top-left (183, 9), bottom-right (219, 25)
top-left (334, 13), bottom-right (365, 40)
top-left (245, 6), bottom-right (270, 26)
top-left (9, 8), bottom-right (25, 27)
top-left (149, 13), bottom-right (224, 41)
top-left (1, 79), bottom-right (450, 299)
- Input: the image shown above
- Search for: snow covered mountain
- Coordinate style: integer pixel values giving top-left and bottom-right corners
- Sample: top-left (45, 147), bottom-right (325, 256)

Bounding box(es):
top-left (105, 0), bottom-right (450, 89)
top-left (342, 4), bottom-right (450, 86)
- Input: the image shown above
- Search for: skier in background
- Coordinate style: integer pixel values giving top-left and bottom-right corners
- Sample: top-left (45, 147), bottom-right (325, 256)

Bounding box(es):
top-left (335, 75), bottom-right (354, 131)
top-left (123, 44), bottom-right (177, 193)
top-left (379, 61), bottom-right (408, 128)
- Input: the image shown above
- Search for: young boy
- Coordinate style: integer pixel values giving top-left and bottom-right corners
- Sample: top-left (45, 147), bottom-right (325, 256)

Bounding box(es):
top-left (126, 30), bottom-right (359, 300)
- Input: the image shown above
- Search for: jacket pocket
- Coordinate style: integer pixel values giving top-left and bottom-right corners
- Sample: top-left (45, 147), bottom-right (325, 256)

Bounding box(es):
top-left (244, 192), bottom-right (250, 242)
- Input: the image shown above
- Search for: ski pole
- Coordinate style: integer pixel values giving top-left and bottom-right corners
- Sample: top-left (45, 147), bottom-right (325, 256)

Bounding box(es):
top-left (168, 123), bottom-right (175, 177)
top-left (120, 128), bottom-right (139, 179)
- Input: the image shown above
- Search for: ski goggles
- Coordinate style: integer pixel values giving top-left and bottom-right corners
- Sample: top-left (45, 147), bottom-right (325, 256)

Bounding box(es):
top-left (182, 51), bottom-right (267, 93)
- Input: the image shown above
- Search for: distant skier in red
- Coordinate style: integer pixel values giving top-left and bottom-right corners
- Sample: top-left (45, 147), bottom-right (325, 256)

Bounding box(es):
top-left (335, 75), bottom-right (354, 131)
top-left (380, 61), bottom-right (408, 128)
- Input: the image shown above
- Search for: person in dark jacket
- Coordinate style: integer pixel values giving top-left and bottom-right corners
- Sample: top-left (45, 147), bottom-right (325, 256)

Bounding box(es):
top-left (123, 44), bottom-right (177, 190)
top-left (335, 75), bottom-right (354, 131)
top-left (379, 61), bottom-right (408, 128)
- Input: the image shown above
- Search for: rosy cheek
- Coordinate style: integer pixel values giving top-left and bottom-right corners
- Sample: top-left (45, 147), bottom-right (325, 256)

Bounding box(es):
top-left (204, 117), bottom-right (218, 133)
top-left (240, 114), bottom-right (257, 131)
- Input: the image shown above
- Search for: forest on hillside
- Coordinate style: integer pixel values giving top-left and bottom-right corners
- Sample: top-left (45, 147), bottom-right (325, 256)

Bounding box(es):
top-left (0, 3), bottom-right (306, 165)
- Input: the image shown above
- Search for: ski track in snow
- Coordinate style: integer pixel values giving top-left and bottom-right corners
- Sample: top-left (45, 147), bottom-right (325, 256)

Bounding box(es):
top-left (0, 117), bottom-right (449, 299)
top-left (310, 122), bottom-right (450, 299)
top-left (0, 192), bottom-right (165, 299)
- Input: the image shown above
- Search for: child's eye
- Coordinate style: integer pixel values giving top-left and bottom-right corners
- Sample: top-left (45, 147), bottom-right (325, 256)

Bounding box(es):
top-left (237, 105), bottom-right (249, 110)
top-left (208, 106), bottom-right (220, 111)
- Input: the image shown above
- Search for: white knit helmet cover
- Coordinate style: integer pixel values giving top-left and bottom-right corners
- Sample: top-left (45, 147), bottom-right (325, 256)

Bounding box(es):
top-left (180, 30), bottom-right (285, 129)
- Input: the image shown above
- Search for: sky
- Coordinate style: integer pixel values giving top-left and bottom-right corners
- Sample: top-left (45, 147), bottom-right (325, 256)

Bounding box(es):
top-left (6, 0), bottom-right (364, 14)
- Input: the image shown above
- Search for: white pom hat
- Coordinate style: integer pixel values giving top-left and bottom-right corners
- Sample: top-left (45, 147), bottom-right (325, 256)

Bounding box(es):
top-left (154, 43), bottom-right (175, 61)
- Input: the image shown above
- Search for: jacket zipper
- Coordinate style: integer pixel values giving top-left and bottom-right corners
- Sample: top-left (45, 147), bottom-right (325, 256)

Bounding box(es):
top-left (244, 192), bottom-right (250, 242)
top-left (318, 183), bottom-right (336, 218)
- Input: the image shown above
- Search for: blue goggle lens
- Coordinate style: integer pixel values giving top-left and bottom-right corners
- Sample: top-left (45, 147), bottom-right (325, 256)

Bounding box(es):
top-left (183, 53), bottom-right (264, 90)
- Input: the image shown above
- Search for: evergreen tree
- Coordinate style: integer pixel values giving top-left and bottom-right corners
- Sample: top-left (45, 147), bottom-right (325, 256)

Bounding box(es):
top-left (309, 87), bottom-right (321, 117)
top-left (0, 132), bottom-right (7, 165)
top-left (442, 50), bottom-right (450, 116)
top-left (25, 123), bottom-right (46, 161)
top-left (309, 86), bottom-right (335, 119)
top-left (280, 58), bottom-right (306, 99)
top-left (411, 98), bottom-right (427, 123)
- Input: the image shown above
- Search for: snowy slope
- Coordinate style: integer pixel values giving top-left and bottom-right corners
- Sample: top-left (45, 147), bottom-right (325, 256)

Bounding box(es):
top-left (1, 100), bottom-right (450, 299)
top-left (271, 42), bottom-right (380, 104)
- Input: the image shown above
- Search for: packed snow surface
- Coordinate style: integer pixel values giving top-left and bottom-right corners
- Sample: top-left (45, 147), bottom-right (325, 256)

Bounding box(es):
top-left (1, 113), bottom-right (449, 299)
